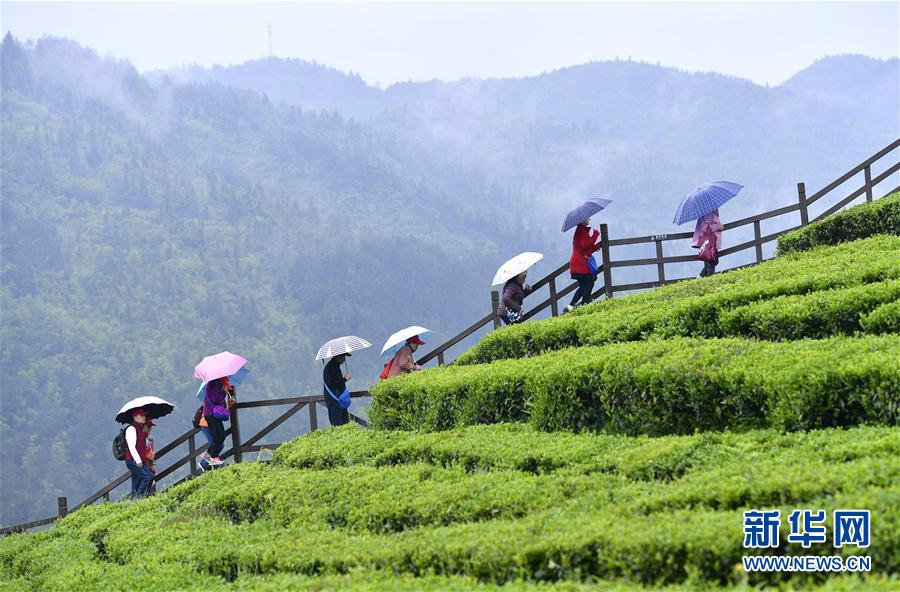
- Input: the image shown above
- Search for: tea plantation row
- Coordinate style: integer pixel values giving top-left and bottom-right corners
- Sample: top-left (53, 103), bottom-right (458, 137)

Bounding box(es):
top-left (1, 425), bottom-right (896, 590)
top-left (371, 335), bottom-right (898, 434)
top-left (457, 236), bottom-right (900, 365)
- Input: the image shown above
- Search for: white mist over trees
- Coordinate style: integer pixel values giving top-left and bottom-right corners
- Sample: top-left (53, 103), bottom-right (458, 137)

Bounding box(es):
top-left (1, 32), bottom-right (898, 524)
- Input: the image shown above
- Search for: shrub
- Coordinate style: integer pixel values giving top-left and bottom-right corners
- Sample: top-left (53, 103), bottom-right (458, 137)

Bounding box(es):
top-left (777, 192), bottom-right (900, 255)
top-left (457, 237), bottom-right (900, 365)
top-left (3, 426), bottom-right (896, 590)
top-left (372, 336), bottom-right (900, 435)
top-left (861, 300), bottom-right (900, 334)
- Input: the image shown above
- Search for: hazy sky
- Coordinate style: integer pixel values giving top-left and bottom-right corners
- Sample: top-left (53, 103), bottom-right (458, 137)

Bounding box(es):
top-left (2, 1), bottom-right (898, 86)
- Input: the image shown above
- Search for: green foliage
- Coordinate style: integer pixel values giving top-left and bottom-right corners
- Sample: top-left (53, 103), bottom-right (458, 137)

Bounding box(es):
top-left (372, 336), bottom-right (899, 434)
top-left (457, 237), bottom-right (900, 365)
top-left (860, 301), bottom-right (900, 334)
top-left (2, 425), bottom-right (897, 590)
top-left (777, 193), bottom-right (900, 255)
top-left (719, 279), bottom-right (900, 340)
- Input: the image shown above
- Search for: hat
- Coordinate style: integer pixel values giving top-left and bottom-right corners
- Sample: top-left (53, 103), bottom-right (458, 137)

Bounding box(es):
top-left (131, 408), bottom-right (148, 418)
top-left (406, 335), bottom-right (426, 346)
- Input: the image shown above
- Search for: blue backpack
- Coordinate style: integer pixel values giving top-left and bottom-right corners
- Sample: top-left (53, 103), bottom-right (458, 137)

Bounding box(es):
top-left (324, 383), bottom-right (352, 410)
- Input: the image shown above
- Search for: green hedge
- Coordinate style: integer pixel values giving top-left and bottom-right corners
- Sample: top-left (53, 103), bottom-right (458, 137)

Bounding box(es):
top-left (372, 336), bottom-right (899, 434)
top-left (777, 192), bottom-right (900, 255)
top-left (3, 426), bottom-right (897, 590)
top-left (718, 279), bottom-right (900, 340)
top-left (861, 300), bottom-right (900, 334)
top-left (458, 236), bottom-right (900, 365)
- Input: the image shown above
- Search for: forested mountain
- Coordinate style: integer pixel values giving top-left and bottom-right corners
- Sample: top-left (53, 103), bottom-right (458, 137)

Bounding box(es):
top-left (1, 34), bottom-right (898, 525)
top-left (0, 35), bottom-right (528, 524)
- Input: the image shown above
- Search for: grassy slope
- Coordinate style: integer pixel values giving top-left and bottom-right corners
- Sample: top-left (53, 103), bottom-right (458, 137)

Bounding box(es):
top-left (2, 202), bottom-right (899, 591)
top-left (1, 425), bottom-right (897, 591)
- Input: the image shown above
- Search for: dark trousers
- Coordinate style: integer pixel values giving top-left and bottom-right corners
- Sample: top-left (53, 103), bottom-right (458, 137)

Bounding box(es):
top-left (570, 274), bottom-right (596, 306)
top-left (125, 459), bottom-right (154, 499)
top-left (324, 396), bottom-right (349, 426)
top-left (700, 255), bottom-right (719, 277)
top-left (204, 416), bottom-right (226, 457)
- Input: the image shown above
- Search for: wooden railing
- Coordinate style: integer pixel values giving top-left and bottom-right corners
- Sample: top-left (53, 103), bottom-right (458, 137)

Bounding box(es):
top-left (417, 138), bottom-right (900, 367)
top-left (2, 138), bottom-right (898, 536)
top-left (0, 392), bottom-right (369, 536)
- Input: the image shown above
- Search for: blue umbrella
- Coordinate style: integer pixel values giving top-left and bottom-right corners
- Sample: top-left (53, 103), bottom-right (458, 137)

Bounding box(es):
top-left (673, 181), bottom-right (743, 225)
top-left (195, 366), bottom-right (250, 401)
top-left (561, 198), bottom-right (612, 232)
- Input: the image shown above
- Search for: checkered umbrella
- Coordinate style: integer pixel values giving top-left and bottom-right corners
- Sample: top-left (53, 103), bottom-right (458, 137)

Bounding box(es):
top-left (673, 181), bottom-right (743, 225)
top-left (561, 198), bottom-right (612, 232)
top-left (315, 335), bottom-right (372, 360)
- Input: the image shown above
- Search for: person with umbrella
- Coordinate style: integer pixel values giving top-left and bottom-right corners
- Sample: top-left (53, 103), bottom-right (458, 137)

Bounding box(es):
top-left (194, 352), bottom-right (247, 467)
top-left (115, 396), bottom-right (174, 499)
top-left (123, 408), bottom-right (155, 499)
top-left (316, 336), bottom-right (372, 426)
top-left (380, 327), bottom-right (430, 380)
top-left (202, 377), bottom-right (231, 466)
top-left (562, 199), bottom-right (611, 313)
top-left (672, 181), bottom-right (743, 277)
top-left (323, 353), bottom-right (352, 427)
top-left (492, 253), bottom-right (541, 325)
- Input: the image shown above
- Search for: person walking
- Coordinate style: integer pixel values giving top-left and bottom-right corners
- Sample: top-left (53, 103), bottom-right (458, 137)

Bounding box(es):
top-left (124, 408), bottom-right (155, 499)
top-left (203, 377), bottom-right (230, 466)
top-left (692, 209), bottom-right (724, 277)
top-left (386, 336), bottom-right (425, 378)
top-left (498, 272), bottom-right (533, 325)
top-left (565, 218), bottom-right (601, 312)
top-left (323, 353), bottom-right (352, 426)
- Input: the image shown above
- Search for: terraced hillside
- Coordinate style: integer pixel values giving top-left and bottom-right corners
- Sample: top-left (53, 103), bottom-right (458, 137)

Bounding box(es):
top-left (1, 196), bottom-right (898, 591)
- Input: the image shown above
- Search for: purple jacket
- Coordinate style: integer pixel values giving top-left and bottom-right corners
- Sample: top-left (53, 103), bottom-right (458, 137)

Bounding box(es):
top-left (203, 381), bottom-right (227, 417)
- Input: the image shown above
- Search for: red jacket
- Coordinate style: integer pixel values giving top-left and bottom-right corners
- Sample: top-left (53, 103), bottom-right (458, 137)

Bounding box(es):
top-left (569, 226), bottom-right (600, 275)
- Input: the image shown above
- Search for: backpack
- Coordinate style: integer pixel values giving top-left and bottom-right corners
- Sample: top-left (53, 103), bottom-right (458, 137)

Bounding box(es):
top-left (112, 427), bottom-right (128, 461)
top-left (697, 230), bottom-right (718, 262)
top-left (192, 406), bottom-right (204, 429)
top-left (379, 358), bottom-right (395, 381)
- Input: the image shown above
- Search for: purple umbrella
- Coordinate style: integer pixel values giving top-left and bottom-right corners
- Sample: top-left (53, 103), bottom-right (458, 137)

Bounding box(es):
top-left (561, 198), bottom-right (612, 232)
top-left (194, 351), bottom-right (247, 382)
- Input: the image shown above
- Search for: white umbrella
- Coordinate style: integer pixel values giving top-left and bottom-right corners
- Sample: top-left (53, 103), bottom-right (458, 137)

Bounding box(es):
top-left (315, 335), bottom-right (372, 360)
top-left (115, 396), bottom-right (175, 424)
top-left (380, 326), bottom-right (433, 357)
top-left (491, 252), bottom-right (543, 286)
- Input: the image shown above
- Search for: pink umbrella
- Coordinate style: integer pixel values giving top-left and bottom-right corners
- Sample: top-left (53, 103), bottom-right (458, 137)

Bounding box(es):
top-left (194, 351), bottom-right (248, 382)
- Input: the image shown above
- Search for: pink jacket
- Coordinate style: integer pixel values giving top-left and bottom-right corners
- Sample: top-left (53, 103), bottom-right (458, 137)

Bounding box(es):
top-left (691, 211), bottom-right (723, 250)
top-left (387, 345), bottom-right (418, 377)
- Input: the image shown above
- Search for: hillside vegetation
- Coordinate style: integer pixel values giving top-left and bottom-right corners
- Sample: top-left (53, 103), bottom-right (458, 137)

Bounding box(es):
top-left (1, 425), bottom-right (897, 591)
top-left (2, 197), bottom-right (898, 590)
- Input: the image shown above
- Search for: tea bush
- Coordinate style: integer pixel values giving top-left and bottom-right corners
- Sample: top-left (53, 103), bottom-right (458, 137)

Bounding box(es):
top-left (458, 236), bottom-right (900, 365)
top-left (777, 192), bottom-right (900, 255)
top-left (2, 425), bottom-right (896, 590)
top-left (372, 336), bottom-right (899, 434)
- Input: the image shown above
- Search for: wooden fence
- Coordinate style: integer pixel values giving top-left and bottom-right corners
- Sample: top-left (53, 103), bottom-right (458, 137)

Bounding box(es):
top-left (2, 137), bottom-right (898, 536)
top-left (416, 137), bottom-right (900, 367)
top-left (0, 393), bottom-right (369, 536)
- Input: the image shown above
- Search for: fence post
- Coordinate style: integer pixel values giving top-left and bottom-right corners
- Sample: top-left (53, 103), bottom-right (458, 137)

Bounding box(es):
top-left (437, 351), bottom-right (445, 366)
top-left (654, 239), bottom-right (665, 286)
top-left (188, 433), bottom-right (198, 475)
top-left (599, 223), bottom-right (613, 299)
top-left (753, 220), bottom-right (763, 263)
top-left (308, 402), bottom-right (318, 432)
top-left (57, 497), bottom-right (68, 519)
top-left (549, 276), bottom-right (559, 316)
top-left (491, 290), bottom-right (501, 329)
top-left (797, 182), bottom-right (809, 226)
top-left (103, 492), bottom-right (110, 502)
top-left (231, 405), bottom-right (243, 463)
top-left (864, 165), bottom-right (873, 202)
